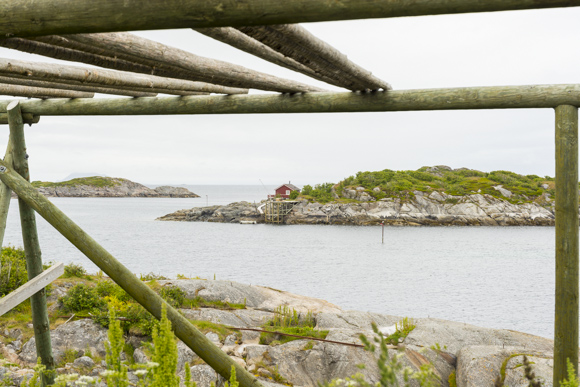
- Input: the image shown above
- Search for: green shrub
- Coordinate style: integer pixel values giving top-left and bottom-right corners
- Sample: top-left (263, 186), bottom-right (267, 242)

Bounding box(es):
top-left (95, 280), bottom-right (131, 302)
top-left (159, 287), bottom-right (186, 308)
top-left (60, 283), bottom-right (105, 313)
top-left (63, 263), bottom-right (87, 278)
top-left (0, 246), bottom-right (28, 297)
top-left (289, 190), bottom-right (299, 200)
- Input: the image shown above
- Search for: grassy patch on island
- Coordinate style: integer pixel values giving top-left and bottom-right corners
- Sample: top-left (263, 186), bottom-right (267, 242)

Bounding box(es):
top-left (31, 176), bottom-right (122, 188)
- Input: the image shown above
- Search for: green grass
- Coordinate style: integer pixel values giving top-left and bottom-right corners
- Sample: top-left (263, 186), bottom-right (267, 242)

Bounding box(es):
top-left (298, 166), bottom-right (559, 205)
top-left (259, 306), bottom-right (326, 345)
top-left (31, 176), bottom-right (122, 188)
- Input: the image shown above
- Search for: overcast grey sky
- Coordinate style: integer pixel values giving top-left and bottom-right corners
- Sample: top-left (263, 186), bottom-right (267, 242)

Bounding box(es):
top-left (1, 7), bottom-right (579, 185)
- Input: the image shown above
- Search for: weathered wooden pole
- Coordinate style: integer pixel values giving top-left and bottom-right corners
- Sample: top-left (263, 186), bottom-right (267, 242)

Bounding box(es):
top-left (0, 139), bottom-right (14, 247)
top-left (1, 0), bottom-right (579, 36)
top-left (554, 104), bottom-right (579, 385)
top-left (7, 101), bottom-right (55, 386)
top-left (0, 158), bottom-right (264, 387)
top-left (0, 83), bottom-right (93, 99)
top-left (2, 84), bottom-right (580, 116)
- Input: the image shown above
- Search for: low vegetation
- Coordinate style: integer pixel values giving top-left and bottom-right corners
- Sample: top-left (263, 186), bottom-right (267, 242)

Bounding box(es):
top-left (259, 306), bottom-right (328, 346)
top-left (296, 166), bottom-right (558, 205)
top-left (31, 176), bottom-right (121, 189)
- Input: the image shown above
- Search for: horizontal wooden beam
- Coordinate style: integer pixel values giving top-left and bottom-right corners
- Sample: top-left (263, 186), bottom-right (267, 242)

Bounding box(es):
top-left (0, 0), bottom-right (579, 37)
top-left (0, 58), bottom-right (247, 95)
top-left (0, 262), bottom-right (64, 317)
top-left (0, 75), bottom-right (158, 97)
top-left (0, 84), bottom-right (579, 116)
top-left (0, 83), bottom-right (93, 99)
top-left (0, 113), bottom-right (40, 125)
top-left (60, 33), bottom-right (324, 93)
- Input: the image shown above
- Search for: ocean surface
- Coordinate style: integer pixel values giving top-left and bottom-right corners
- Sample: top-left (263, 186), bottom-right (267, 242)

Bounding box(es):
top-left (2, 185), bottom-right (556, 339)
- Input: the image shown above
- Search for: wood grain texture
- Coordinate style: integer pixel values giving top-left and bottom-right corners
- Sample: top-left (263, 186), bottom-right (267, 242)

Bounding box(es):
top-left (0, 83), bottom-right (93, 99)
top-left (238, 25), bottom-right (390, 91)
top-left (0, 113), bottom-right (40, 125)
top-left (193, 27), bottom-right (339, 86)
top-left (61, 33), bottom-right (323, 93)
top-left (0, 76), bottom-right (157, 97)
top-left (554, 105), bottom-right (579, 385)
top-left (0, 58), bottom-right (247, 95)
top-left (0, 263), bottom-right (64, 317)
top-left (1, 0), bottom-right (579, 36)
top-left (7, 101), bottom-right (56, 384)
top-left (1, 84), bottom-right (579, 116)
top-left (0, 137), bottom-right (13, 247)
top-left (0, 162), bottom-right (264, 387)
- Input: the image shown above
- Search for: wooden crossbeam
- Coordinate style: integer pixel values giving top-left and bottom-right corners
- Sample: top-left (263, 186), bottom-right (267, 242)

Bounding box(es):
top-left (0, 58), bottom-right (247, 96)
top-left (55, 33), bottom-right (324, 93)
top-left (0, 262), bottom-right (64, 317)
top-left (237, 25), bottom-right (390, 91)
top-left (0, 83), bottom-right (93, 99)
top-left (0, 84), bottom-right (579, 116)
top-left (0, 113), bottom-right (40, 125)
top-left (0, 0), bottom-right (578, 37)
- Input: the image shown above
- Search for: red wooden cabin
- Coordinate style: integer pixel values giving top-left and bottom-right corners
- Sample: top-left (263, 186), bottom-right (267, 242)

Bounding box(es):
top-left (269, 183), bottom-right (300, 199)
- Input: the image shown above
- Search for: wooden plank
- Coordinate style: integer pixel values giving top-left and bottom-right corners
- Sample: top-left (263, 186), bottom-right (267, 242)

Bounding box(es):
top-left (0, 84), bottom-right (93, 99)
top-left (0, 262), bottom-right (64, 317)
top-left (0, 160), bottom-right (264, 387)
top-left (554, 105), bottom-right (579, 385)
top-left (1, 84), bottom-right (580, 116)
top-left (0, 58), bottom-right (248, 96)
top-left (0, 0), bottom-right (579, 36)
top-left (8, 101), bottom-right (56, 385)
top-left (58, 33), bottom-right (324, 93)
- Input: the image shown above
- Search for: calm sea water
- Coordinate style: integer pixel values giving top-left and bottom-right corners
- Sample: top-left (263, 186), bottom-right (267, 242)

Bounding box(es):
top-left (2, 185), bottom-right (556, 339)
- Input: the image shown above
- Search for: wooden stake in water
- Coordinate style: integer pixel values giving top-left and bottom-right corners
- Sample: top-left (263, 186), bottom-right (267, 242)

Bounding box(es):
top-left (381, 222), bottom-right (384, 244)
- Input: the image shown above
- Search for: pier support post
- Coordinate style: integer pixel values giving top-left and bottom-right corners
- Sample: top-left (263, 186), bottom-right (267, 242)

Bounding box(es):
top-left (554, 104), bottom-right (579, 385)
top-left (7, 101), bottom-right (55, 386)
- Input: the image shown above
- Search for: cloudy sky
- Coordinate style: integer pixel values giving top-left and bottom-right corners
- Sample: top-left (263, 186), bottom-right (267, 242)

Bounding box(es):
top-left (1, 7), bottom-right (579, 185)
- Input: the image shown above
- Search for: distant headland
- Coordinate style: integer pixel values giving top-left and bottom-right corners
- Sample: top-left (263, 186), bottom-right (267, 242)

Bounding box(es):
top-left (24, 176), bottom-right (199, 198)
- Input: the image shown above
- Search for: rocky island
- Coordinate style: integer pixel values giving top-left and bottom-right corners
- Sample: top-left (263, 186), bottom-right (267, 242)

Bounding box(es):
top-left (158, 166), bottom-right (558, 226)
top-left (25, 176), bottom-right (199, 198)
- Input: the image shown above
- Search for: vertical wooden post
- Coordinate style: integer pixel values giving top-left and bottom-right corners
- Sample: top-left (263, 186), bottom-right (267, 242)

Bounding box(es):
top-left (7, 101), bottom-right (55, 386)
top-left (554, 104), bottom-right (579, 385)
top-left (0, 138), bottom-right (14, 247)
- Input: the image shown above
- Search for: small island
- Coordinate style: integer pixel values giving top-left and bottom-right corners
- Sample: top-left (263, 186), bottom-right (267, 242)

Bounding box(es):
top-left (158, 166), bottom-right (558, 226)
top-left (25, 176), bottom-right (199, 198)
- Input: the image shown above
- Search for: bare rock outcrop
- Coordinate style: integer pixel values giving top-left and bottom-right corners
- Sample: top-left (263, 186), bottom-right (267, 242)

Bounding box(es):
top-left (158, 191), bottom-right (556, 226)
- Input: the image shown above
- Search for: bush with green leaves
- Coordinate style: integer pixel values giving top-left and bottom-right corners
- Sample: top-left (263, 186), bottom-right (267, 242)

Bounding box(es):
top-left (62, 262), bottom-right (87, 279)
top-left (60, 283), bottom-right (105, 313)
top-left (331, 166), bottom-right (557, 204)
top-left (0, 246), bottom-right (28, 297)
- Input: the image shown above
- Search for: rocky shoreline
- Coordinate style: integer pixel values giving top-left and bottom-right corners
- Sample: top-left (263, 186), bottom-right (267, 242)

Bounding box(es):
top-left (24, 178), bottom-right (199, 198)
top-left (2, 279), bottom-right (558, 387)
top-left (157, 190), bottom-right (556, 226)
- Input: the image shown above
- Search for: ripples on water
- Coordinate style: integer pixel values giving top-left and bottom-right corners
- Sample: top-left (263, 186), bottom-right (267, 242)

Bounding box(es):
top-left (2, 185), bottom-right (556, 339)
